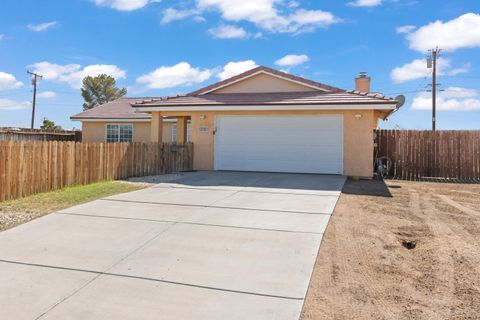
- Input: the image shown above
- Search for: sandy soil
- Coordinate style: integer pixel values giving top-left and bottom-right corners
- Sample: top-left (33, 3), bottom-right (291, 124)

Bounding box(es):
top-left (301, 179), bottom-right (480, 320)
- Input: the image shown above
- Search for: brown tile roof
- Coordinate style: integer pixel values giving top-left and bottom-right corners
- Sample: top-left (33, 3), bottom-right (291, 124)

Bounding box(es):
top-left (71, 67), bottom-right (397, 120)
top-left (70, 98), bottom-right (154, 120)
top-left (187, 66), bottom-right (343, 95)
top-left (132, 91), bottom-right (397, 107)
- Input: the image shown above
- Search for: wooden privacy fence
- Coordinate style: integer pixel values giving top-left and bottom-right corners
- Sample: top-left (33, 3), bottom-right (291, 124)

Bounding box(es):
top-left (0, 141), bottom-right (194, 202)
top-left (376, 130), bottom-right (480, 180)
top-left (0, 128), bottom-right (81, 142)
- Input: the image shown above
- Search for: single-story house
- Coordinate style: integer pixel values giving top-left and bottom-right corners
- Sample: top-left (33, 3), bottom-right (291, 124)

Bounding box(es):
top-left (71, 66), bottom-right (399, 178)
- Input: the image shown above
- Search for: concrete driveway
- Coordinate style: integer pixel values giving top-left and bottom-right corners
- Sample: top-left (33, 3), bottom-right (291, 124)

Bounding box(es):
top-left (0, 171), bottom-right (345, 320)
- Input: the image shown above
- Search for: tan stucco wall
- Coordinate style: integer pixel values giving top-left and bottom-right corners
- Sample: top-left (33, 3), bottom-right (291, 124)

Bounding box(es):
top-left (214, 73), bottom-right (317, 93)
top-left (81, 121), bottom-right (174, 143)
top-left (157, 110), bottom-right (377, 178)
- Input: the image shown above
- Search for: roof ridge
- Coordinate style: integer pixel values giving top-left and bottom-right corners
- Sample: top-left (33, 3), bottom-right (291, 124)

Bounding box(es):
top-left (125, 96), bottom-right (163, 100)
top-left (203, 90), bottom-right (334, 96)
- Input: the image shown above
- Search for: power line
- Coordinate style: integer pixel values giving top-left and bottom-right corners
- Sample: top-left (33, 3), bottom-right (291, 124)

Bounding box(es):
top-left (383, 89), bottom-right (426, 95)
top-left (0, 91), bottom-right (80, 98)
top-left (438, 75), bottom-right (480, 80)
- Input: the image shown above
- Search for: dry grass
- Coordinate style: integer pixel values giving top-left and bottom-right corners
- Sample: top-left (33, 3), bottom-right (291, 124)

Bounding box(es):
top-left (302, 179), bottom-right (480, 320)
top-left (0, 181), bottom-right (146, 231)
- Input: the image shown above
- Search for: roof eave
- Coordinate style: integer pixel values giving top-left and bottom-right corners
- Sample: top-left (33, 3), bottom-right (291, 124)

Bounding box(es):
top-left (133, 103), bottom-right (397, 112)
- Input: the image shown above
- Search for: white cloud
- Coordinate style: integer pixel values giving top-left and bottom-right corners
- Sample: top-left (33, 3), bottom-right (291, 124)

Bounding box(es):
top-left (0, 72), bottom-right (23, 90)
top-left (30, 61), bottom-right (126, 89)
top-left (137, 62), bottom-right (213, 89)
top-left (439, 87), bottom-right (477, 98)
top-left (73, 64), bottom-right (126, 87)
top-left (193, 16), bottom-right (206, 23)
top-left (217, 60), bottom-right (257, 80)
top-left (391, 59), bottom-right (431, 83)
top-left (30, 62), bottom-right (79, 80)
top-left (161, 8), bottom-right (202, 24)
top-left (396, 25), bottom-right (416, 34)
top-left (163, 0), bottom-right (339, 34)
top-left (348, 0), bottom-right (382, 7)
top-left (406, 13), bottom-right (480, 52)
top-left (275, 54), bottom-right (309, 67)
top-left (27, 21), bottom-right (58, 32)
top-left (390, 58), bottom-right (468, 83)
top-left (0, 99), bottom-right (30, 110)
top-left (0, 34), bottom-right (4, 40)
top-left (38, 91), bottom-right (57, 99)
top-left (284, 9), bottom-right (338, 33)
top-left (136, 60), bottom-right (259, 90)
top-left (196, 0), bottom-right (277, 26)
top-left (93, 0), bottom-right (154, 11)
top-left (287, 1), bottom-right (300, 8)
top-left (412, 87), bottom-right (480, 111)
top-left (208, 24), bottom-right (249, 39)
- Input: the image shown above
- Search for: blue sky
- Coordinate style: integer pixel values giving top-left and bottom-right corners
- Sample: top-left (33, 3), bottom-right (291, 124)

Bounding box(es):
top-left (0, 0), bottom-right (479, 130)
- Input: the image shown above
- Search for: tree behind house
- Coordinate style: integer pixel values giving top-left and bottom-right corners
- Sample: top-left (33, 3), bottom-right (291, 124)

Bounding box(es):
top-left (40, 118), bottom-right (63, 131)
top-left (81, 74), bottom-right (127, 110)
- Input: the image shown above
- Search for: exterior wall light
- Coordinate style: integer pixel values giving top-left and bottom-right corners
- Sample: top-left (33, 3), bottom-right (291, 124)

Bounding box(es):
top-left (354, 113), bottom-right (363, 119)
top-left (199, 114), bottom-right (207, 120)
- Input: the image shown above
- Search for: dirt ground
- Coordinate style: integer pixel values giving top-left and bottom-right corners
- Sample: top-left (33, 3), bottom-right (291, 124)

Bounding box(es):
top-left (301, 179), bottom-right (480, 320)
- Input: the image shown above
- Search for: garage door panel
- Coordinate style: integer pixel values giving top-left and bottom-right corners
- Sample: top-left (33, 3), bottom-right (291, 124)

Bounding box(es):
top-left (217, 149), bottom-right (342, 163)
top-left (221, 157), bottom-right (342, 165)
top-left (217, 144), bottom-right (342, 154)
top-left (217, 140), bottom-right (343, 149)
top-left (215, 115), bottom-right (343, 174)
top-left (219, 160), bottom-right (339, 174)
top-left (217, 125), bottom-right (341, 132)
top-left (217, 135), bottom-right (342, 145)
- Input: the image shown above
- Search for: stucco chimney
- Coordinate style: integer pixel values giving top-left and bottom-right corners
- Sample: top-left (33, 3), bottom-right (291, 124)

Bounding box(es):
top-left (355, 72), bottom-right (371, 93)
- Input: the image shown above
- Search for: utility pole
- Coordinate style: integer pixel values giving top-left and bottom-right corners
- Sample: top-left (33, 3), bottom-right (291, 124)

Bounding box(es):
top-left (27, 71), bottom-right (43, 129)
top-left (428, 47), bottom-right (441, 131)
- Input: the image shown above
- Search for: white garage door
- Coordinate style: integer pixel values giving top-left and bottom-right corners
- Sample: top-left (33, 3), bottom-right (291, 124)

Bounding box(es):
top-left (214, 115), bottom-right (343, 174)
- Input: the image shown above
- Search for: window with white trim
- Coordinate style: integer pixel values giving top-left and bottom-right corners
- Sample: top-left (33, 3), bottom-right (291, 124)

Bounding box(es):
top-left (106, 124), bottom-right (133, 142)
top-left (172, 123), bottom-right (191, 142)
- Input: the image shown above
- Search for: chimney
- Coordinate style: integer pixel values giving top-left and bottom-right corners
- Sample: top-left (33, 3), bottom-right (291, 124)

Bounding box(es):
top-left (355, 72), bottom-right (371, 93)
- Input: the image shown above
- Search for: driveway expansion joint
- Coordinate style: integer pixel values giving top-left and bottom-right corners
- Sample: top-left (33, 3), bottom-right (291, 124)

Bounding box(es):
top-left (0, 259), bottom-right (305, 302)
top-left (56, 212), bottom-right (324, 235)
top-left (152, 185), bottom-right (340, 197)
top-left (100, 198), bottom-right (333, 216)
